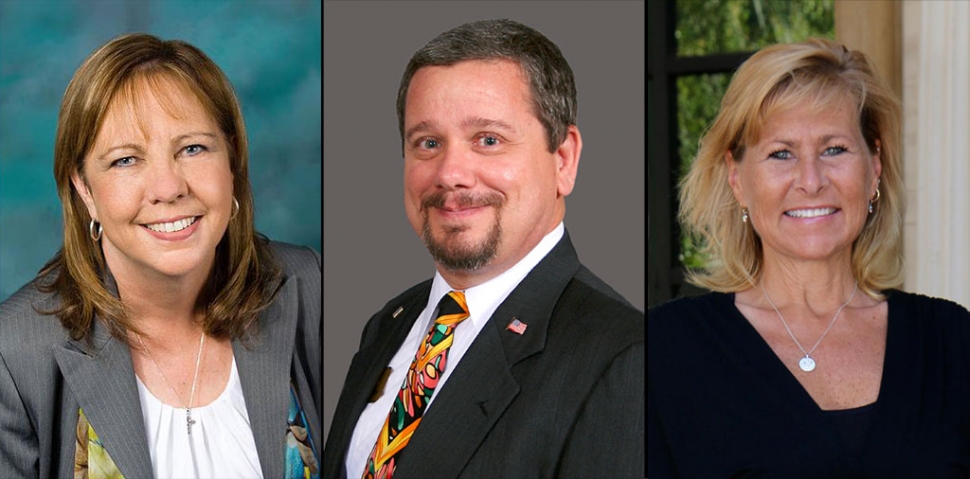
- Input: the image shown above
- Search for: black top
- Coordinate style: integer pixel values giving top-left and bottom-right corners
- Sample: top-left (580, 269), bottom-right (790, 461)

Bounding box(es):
top-left (648, 290), bottom-right (970, 478)
top-left (825, 402), bottom-right (877, 457)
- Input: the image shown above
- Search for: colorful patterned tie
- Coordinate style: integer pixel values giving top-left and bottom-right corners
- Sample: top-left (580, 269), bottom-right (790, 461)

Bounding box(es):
top-left (361, 291), bottom-right (470, 479)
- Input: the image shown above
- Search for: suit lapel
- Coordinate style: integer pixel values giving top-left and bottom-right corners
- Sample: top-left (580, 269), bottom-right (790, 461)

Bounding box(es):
top-left (323, 283), bottom-right (430, 479)
top-left (393, 234), bottom-right (581, 479)
top-left (349, 291), bottom-right (430, 420)
top-left (392, 323), bottom-right (518, 479)
top-left (53, 316), bottom-right (154, 478)
top-left (233, 275), bottom-right (299, 479)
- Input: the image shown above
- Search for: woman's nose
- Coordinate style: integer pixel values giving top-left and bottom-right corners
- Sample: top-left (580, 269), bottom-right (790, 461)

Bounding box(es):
top-left (146, 159), bottom-right (189, 203)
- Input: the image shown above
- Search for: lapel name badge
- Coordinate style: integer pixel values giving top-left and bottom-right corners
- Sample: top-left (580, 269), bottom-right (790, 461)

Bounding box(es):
top-left (368, 367), bottom-right (393, 403)
top-left (506, 318), bottom-right (527, 335)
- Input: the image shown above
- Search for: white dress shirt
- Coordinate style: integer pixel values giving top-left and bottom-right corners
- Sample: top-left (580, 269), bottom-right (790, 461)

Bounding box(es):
top-left (346, 222), bottom-right (565, 479)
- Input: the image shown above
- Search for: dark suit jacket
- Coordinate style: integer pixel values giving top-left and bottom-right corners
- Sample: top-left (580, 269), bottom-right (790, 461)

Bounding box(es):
top-left (0, 241), bottom-right (322, 478)
top-left (323, 232), bottom-right (644, 479)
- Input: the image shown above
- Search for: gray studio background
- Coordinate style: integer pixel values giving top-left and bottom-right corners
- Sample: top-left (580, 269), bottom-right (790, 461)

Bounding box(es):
top-left (323, 1), bottom-right (645, 445)
top-left (0, 0), bottom-right (322, 302)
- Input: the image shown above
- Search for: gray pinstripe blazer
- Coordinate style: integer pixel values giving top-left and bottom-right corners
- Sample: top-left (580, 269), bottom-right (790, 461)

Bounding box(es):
top-left (0, 241), bottom-right (321, 478)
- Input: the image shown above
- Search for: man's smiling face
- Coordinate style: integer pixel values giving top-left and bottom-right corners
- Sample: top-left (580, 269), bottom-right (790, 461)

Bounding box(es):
top-left (402, 59), bottom-right (579, 285)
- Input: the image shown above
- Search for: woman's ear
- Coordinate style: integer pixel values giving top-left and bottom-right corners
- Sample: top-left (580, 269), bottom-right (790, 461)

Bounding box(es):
top-left (725, 150), bottom-right (745, 205)
top-left (871, 139), bottom-right (883, 191)
top-left (70, 171), bottom-right (98, 221)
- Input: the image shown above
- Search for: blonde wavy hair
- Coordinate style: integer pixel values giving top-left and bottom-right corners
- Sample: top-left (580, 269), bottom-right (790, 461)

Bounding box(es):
top-left (678, 38), bottom-right (904, 299)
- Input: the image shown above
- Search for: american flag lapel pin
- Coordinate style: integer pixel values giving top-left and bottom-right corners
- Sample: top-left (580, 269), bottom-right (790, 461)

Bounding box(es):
top-left (506, 317), bottom-right (527, 335)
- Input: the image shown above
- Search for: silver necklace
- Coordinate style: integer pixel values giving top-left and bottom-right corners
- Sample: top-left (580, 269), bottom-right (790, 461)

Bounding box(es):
top-left (761, 282), bottom-right (857, 372)
top-left (137, 331), bottom-right (206, 435)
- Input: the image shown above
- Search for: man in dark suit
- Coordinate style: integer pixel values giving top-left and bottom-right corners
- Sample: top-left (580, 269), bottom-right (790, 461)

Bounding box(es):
top-left (322, 19), bottom-right (644, 479)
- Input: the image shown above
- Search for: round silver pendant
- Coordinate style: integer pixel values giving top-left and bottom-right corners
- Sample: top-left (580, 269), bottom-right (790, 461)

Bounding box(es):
top-left (798, 357), bottom-right (816, 372)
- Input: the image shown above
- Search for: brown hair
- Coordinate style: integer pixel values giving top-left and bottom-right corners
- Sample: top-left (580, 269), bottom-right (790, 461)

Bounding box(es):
top-left (37, 33), bottom-right (280, 342)
top-left (678, 38), bottom-right (905, 299)
top-left (396, 19), bottom-right (577, 153)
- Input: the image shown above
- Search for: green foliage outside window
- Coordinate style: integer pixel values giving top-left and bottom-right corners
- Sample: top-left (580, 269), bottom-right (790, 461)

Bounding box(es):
top-left (675, 0), bottom-right (835, 270)
top-left (676, 0), bottom-right (834, 57)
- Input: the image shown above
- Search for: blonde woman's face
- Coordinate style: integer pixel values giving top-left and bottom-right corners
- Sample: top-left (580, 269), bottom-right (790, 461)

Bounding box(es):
top-left (726, 98), bottom-right (881, 265)
top-left (71, 76), bottom-right (234, 283)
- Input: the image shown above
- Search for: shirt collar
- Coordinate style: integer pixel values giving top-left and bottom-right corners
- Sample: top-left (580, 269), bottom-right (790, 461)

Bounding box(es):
top-left (427, 222), bottom-right (565, 329)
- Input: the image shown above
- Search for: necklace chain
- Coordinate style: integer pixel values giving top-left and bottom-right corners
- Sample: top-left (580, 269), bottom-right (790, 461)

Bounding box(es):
top-left (136, 331), bottom-right (206, 434)
top-left (761, 281), bottom-right (857, 372)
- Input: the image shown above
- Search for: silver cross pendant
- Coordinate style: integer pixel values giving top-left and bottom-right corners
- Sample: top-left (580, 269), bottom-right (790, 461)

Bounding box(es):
top-left (186, 409), bottom-right (196, 435)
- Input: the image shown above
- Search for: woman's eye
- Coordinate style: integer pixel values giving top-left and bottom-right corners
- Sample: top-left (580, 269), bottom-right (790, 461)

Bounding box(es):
top-left (112, 157), bottom-right (137, 167)
top-left (824, 146), bottom-right (847, 156)
top-left (768, 149), bottom-right (792, 160)
top-left (183, 144), bottom-right (208, 156)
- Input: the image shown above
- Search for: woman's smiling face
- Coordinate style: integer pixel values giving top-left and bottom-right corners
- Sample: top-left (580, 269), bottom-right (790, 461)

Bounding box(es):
top-left (727, 96), bottom-right (882, 264)
top-left (72, 74), bottom-right (234, 282)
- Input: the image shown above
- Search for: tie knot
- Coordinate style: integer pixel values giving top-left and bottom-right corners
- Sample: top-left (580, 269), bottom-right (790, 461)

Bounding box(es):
top-left (435, 291), bottom-right (469, 326)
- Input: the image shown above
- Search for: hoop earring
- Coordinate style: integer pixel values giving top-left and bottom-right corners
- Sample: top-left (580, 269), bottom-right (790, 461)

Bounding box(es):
top-left (742, 207), bottom-right (749, 224)
top-left (89, 219), bottom-right (103, 241)
top-left (230, 197), bottom-right (240, 221)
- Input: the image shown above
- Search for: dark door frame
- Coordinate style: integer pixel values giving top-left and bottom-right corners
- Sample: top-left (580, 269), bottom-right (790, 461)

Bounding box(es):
top-left (647, 0), bottom-right (754, 308)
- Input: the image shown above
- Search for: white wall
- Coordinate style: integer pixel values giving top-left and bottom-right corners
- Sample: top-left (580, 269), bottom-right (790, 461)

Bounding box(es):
top-left (902, 0), bottom-right (970, 308)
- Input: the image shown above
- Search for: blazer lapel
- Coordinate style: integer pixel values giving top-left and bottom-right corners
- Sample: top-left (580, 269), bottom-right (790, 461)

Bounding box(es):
top-left (393, 234), bottom-right (581, 479)
top-left (323, 283), bottom-right (430, 479)
top-left (392, 323), bottom-right (518, 479)
top-left (53, 316), bottom-right (154, 478)
top-left (234, 275), bottom-right (299, 479)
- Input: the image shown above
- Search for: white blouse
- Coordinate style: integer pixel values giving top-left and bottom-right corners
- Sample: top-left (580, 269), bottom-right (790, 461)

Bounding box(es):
top-left (136, 357), bottom-right (263, 478)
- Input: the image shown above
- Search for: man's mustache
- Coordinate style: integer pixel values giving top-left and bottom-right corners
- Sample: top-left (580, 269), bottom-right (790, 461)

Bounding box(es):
top-left (421, 192), bottom-right (504, 211)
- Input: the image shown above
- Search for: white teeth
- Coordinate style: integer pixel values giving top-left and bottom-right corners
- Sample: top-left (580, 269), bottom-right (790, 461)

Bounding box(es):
top-left (785, 208), bottom-right (837, 218)
top-left (146, 216), bottom-right (197, 233)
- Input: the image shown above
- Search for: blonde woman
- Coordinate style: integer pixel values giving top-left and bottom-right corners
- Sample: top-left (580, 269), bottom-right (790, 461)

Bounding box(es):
top-left (648, 39), bottom-right (970, 476)
top-left (0, 34), bottom-right (320, 478)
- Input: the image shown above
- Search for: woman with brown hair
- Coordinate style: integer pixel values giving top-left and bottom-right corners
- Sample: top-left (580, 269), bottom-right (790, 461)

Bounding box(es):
top-left (0, 33), bottom-right (320, 478)
top-left (648, 39), bottom-right (970, 477)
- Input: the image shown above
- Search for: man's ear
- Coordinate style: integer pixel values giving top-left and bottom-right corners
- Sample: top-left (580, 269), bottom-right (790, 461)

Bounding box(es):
top-left (70, 171), bottom-right (98, 221)
top-left (725, 150), bottom-right (745, 205)
top-left (555, 125), bottom-right (582, 197)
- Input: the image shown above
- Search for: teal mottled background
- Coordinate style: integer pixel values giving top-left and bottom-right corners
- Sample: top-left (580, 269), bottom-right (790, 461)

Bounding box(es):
top-left (0, 0), bottom-right (322, 301)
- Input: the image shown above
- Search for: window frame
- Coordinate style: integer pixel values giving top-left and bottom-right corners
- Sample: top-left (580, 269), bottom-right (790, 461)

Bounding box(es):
top-left (647, 0), bottom-right (755, 308)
